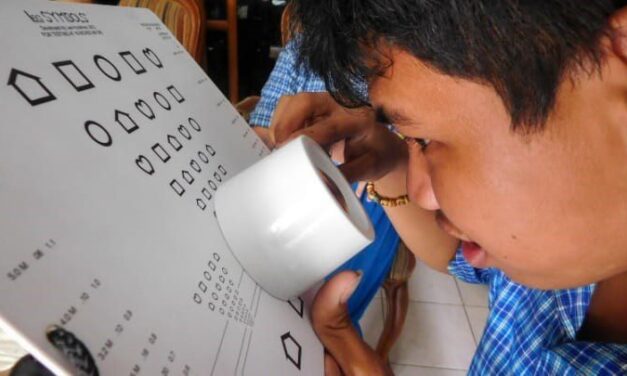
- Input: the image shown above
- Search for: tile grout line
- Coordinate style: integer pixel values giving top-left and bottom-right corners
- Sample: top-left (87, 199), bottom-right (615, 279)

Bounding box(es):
top-left (462, 303), bottom-right (490, 308)
top-left (390, 362), bottom-right (468, 371)
top-left (454, 279), bottom-right (479, 346)
top-left (405, 299), bottom-right (470, 308)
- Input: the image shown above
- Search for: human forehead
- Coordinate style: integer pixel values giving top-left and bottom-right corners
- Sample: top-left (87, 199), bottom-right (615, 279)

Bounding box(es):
top-left (368, 50), bottom-right (511, 130)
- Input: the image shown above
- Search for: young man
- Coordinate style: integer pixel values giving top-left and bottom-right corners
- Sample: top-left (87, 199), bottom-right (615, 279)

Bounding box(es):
top-left (269, 1), bottom-right (627, 374)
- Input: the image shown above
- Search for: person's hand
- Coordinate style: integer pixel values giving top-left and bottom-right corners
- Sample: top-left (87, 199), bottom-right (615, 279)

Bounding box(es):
top-left (269, 92), bottom-right (407, 183)
top-left (252, 126), bottom-right (274, 148)
top-left (312, 271), bottom-right (392, 375)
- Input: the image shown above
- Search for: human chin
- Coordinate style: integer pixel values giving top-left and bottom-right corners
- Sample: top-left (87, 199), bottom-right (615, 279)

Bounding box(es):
top-left (488, 248), bottom-right (600, 290)
top-left (495, 265), bottom-right (568, 290)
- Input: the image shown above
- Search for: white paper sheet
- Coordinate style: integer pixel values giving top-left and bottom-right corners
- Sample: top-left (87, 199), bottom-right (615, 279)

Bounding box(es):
top-left (0, 1), bottom-right (323, 374)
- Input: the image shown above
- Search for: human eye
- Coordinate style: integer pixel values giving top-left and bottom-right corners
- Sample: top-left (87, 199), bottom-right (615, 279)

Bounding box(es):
top-left (386, 124), bottom-right (431, 151)
top-left (405, 137), bottom-right (431, 150)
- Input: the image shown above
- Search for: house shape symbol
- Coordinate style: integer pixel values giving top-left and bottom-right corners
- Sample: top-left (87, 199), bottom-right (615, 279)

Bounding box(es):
top-left (7, 68), bottom-right (57, 106)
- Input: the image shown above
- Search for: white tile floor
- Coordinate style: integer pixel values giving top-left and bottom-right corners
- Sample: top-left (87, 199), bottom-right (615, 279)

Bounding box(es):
top-left (360, 260), bottom-right (490, 374)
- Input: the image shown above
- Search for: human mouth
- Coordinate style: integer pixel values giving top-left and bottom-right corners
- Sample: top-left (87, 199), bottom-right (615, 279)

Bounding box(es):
top-left (461, 240), bottom-right (488, 268)
top-left (435, 211), bottom-right (489, 268)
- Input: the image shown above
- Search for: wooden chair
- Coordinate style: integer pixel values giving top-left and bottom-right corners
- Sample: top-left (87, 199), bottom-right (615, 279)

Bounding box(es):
top-left (377, 242), bottom-right (416, 362)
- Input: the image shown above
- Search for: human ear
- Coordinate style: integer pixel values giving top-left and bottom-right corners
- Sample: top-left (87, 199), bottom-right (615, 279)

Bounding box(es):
top-left (610, 6), bottom-right (627, 62)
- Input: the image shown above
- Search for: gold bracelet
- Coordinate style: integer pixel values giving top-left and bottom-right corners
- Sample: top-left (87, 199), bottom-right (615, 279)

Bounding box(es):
top-left (365, 182), bottom-right (409, 207)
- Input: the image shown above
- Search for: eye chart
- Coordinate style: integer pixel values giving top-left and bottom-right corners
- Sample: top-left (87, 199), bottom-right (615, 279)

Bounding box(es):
top-left (0, 1), bottom-right (323, 375)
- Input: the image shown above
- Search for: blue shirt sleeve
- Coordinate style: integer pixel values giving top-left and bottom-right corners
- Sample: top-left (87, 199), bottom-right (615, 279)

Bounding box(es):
top-left (248, 39), bottom-right (327, 128)
top-left (448, 246), bottom-right (493, 285)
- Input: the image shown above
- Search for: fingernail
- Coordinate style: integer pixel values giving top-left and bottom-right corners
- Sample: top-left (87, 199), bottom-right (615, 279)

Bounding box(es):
top-left (339, 271), bottom-right (363, 304)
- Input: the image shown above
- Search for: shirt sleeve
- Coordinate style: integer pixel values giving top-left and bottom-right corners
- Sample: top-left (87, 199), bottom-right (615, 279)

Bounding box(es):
top-left (448, 246), bottom-right (493, 285)
top-left (248, 39), bottom-right (326, 128)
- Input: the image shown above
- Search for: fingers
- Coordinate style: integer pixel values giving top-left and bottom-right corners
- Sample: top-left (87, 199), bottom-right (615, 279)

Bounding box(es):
top-left (339, 153), bottom-right (377, 183)
top-left (270, 93), bottom-right (336, 145)
top-left (324, 352), bottom-right (343, 376)
top-left (282, 115), bottom-right (364, 148)
top-left (312, 271), bottom-right (362, 322)
top-left (252, 126), bottom-right (275, 149)
top-left (340, 131), bottom-right (408, 183)
top-left (312, 271), bottom-right (390, 375)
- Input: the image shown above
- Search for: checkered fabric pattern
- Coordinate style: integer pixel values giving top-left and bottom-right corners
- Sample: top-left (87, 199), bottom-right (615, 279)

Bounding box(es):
top-left (450, 250), bottom-right (627, 375)
top-left (249, 39), bottom-right (326, 127)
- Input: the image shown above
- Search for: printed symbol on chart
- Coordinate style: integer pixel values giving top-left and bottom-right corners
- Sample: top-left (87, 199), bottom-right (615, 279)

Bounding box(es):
top-left (167, 134), bottom-right (183, 151)
top-left (188, 117), bottom-right (201, 132)
top-left (7, 68), bottom-right (57, 106)
top-left (206, 144), bottom-right (216, 156)
top-left (178, 124), bottom-right (192, 140)
top-left (94, 55), bottom-right (122, 81)
top-left (84, 120), bottom-right (112, 147)
top-left (167, 85), bottom-right (184, 103)
top-left (198, 151), bottom-right (209, 164)
top-left (53, 60), bottom-right (95, 92)
top-left (154, 91), bottom-right (171, 110)
top-left (115, 109), bottom-right (139, 134)
top-left (193, 254), bottom-right (254, 326)
top-left (213, 171), bottom-right (223, 182)
top-left (135, 99), bottom-right (155, 120)
top-left (190, 159), bottom-right (202, 173)
top-left (182, 170), bottom-right (194, 185)
top-left (119, 51), bottom-right (147, 75)
top-left (135, 155), bottom-right (155, 175)
top-left (152, 143), bottom-right (171, 162)
top-left (170, 179), bottom-right (185, 196)
top-left (143, 48), bottom-right (163, 68)
top-left (280, 332), bottom-right (302, 370)
top-left (288, 297), bottom-right (304, 318)
top-left (197, 198), bottom-right (207, 211)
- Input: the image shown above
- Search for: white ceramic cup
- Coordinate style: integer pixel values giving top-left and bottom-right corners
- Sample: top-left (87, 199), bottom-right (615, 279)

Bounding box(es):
top-left (215, 135), bottom-right (375, 300)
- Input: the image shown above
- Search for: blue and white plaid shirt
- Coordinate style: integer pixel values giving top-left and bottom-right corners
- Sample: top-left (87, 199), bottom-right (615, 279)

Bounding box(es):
top-left (450, 250), bottom-right (627, 375)
top-left (249, 40), bottom-right (326, 127)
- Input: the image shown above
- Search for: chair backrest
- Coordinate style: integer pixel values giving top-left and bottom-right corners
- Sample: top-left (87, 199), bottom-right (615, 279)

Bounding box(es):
top-left (280, 2), bottom-right (293, 46)
top-left (119, 0), bottom-right (206, 66)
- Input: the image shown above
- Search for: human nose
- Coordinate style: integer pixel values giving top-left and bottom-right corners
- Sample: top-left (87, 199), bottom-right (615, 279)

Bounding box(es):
top-left (406, 144), bottom-right (440, 210)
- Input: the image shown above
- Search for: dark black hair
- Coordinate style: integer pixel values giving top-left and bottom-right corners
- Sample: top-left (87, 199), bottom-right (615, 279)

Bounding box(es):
top-left (290, 0), bottom-right (623, 130)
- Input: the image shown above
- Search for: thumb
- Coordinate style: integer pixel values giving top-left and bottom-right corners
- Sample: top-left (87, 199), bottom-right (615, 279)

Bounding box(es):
top-left (324, 352), bottom-right (343, 376)
top-left (312, 271), bottom-right (362, 328)
top-left (312, 271), bottom-right (391, 376)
